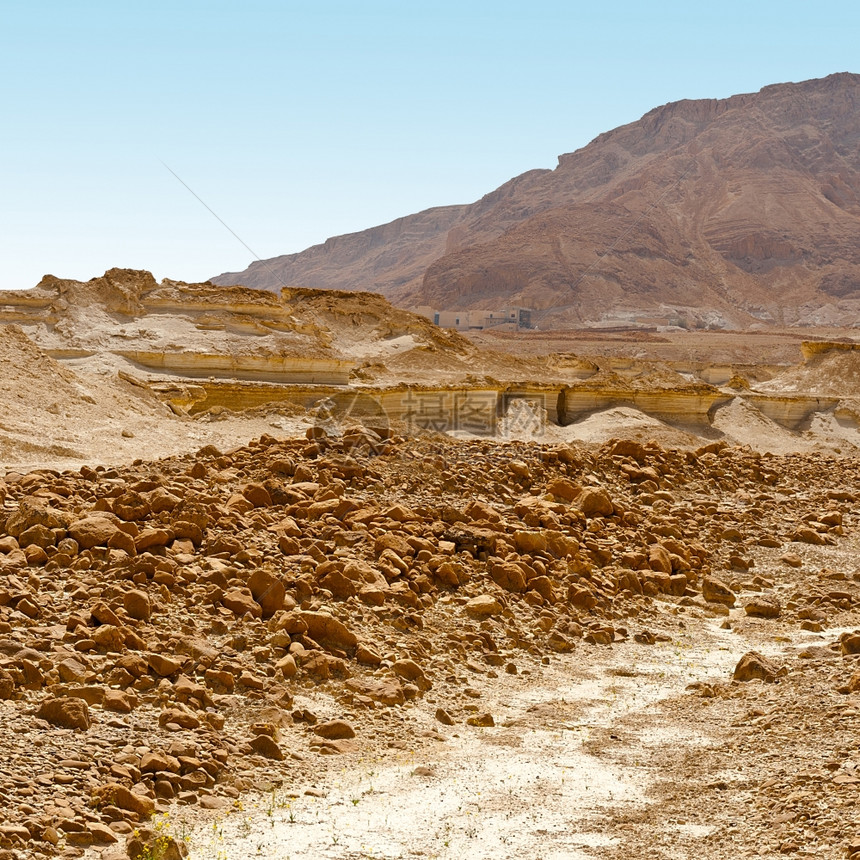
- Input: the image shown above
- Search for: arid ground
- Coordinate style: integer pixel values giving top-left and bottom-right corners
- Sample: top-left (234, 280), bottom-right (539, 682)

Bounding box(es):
top-left (1, 275), bottom-right (860, 860)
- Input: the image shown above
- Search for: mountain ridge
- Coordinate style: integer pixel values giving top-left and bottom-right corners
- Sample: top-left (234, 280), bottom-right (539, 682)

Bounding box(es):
top-left (213, 73), bottom-right (860, 328)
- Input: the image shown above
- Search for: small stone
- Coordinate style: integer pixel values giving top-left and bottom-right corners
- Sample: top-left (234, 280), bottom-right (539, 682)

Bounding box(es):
top-left (466, 713), bottom-right (495, 727)
top-left (435, 708), bottom-right (455, 725)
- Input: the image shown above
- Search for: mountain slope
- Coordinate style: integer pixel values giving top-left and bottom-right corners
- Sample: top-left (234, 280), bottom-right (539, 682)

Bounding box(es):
top-left (213, 73), bottom-right (860, 328)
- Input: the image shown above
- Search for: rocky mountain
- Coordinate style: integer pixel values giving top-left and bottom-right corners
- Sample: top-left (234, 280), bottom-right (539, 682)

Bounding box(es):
top-left (213, 73), bottom-right (860, 328)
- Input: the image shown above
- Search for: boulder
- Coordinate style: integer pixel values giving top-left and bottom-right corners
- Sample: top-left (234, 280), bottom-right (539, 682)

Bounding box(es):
top-left (733, 651), bottom-right (785, 683)
top-left (298, 611), bottom-right (358, 652)
top-left (313, 719), bottom-right (356, 740)
top-left (744, 595), bottom-right (781, 619)
top-left (248, 569), bottom-right (286, 618)
top-left (36, 696), bottom-right (90, 730)
top-left (577, 488), bottom-right (614, 517)
top-left (465, 595), bottom-right (503, 618)
top-left (702, 576), bottom-right (736, 606)
top-left (68, 516), bottom-right (119, 549)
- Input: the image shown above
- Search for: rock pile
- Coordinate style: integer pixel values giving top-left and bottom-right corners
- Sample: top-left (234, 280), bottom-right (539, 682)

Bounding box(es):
top-left (0, 428), bottom-right (858, 856)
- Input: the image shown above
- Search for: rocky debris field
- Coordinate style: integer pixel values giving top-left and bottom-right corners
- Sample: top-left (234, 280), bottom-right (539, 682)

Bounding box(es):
top-left (0, 426), bottom-right (859, 858)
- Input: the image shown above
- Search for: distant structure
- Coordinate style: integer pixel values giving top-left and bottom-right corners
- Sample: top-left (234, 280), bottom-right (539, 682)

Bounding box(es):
top-left (414, 306), bottom-right (532, 331)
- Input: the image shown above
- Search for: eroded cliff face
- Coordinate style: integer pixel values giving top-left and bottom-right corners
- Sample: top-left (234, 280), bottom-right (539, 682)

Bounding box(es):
top-left (3, 267), bottom-right (860, 468)
top-left (0, 268), bottom-right (474, 384)
top-left (214, 73), bottom-right (860, 328)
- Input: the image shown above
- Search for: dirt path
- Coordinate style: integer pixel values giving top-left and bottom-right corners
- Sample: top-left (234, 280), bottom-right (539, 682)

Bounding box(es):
top-left (153, 613), bottom-right (805, 860)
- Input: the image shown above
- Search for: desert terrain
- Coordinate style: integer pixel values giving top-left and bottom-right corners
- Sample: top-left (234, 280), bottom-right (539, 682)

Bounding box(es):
top-left (0, 271), bottom-right (860, 860)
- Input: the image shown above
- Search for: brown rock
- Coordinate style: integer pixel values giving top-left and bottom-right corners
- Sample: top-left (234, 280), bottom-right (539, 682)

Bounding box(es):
top-left (140, 751), bottom-right (180, 774)
top-left (126, 832), bottom-right (187, 859)
top-left (345, 678), bottom-right (405, 706)
top-left (223, 587), bottom-right (262, 619)
top-left (134, 528), bottom-right (172, 551)
top-left (18, 523), bottom-right (56, 549)
top-left (0, 668), bottom-right (15, 699)
top-left (92, 624), bottom-right (125, 651)
top-left (36, 696), bottom-right (90, 730)
top-left (577, 488), bottom-right (614, 517)
top-left (298, 611), bottom-right (358, 652)
top-left (840, 632), bottom-right (860, 655)
top-left (158, 706), bottom-right (200, 729)
top-left (147, 653), bottom-right (183, 677)
top-left (356, 643), bottom-right (382, 665)
top-left (393, 658), bottom-right (431, 691)
top-left (490, 562), bottom-right (527, 593)
top-left (513, 531), bottom-right (548, 554)
top-left (466, 712), bottom-right (495, 727)
top-left (744, 595), bottom-right (781, 619)
top-left (92, 601), bottom-right (123, 627)
top-left (97, 782), bottom-right (155, 818)
top-left (87, 822), bottom-right (118, 845)
top-left (123, 589), bottom-right (151, 622)
top-left (465, 595), bottom-right (503, 618)
top-left (319, 568), bottom-right (358, 599)
top-left (204, 668), bottom-right (235, 691)
top-left (435, 707), bottom-right (455, 725)
top-left (242, 482), bottom-right (272, 507)
top-left (103, 690), bottom-right (135, 713)
top-left (733, 651), bottom-right (785, 683)
top-left (546, 478), bottom-right (580, 501)
top-left (248, 569), bottom-right (286, 618)
top-left (107, 528), bottom-right (137, 555)
top-left (314, 719), bottom-right (356, 740)
top-left (113, 492), bottom-right (151, 522)
top-left (275, 654), bottom-right (298, 679)
top-left (648, 544), bottom-right (673, 574)
top-left (68, 516), bottom-right (119, 549)
top-left (702, 576), bottom-right (736, 606)
top-left (792, 526), bottom-right (828, 546)
top-left (56, 657), bottom-right (91, 684)
top-left (250, 733), bottom-right (284, 760)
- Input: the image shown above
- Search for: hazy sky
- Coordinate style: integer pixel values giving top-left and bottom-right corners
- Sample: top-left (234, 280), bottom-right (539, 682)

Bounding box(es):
top-left (2, 0), bottom-right (858, 289)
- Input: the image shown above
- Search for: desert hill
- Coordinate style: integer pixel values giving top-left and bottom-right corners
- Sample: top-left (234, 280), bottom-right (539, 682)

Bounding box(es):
top-left (213, 73), bottom-right (860, 328)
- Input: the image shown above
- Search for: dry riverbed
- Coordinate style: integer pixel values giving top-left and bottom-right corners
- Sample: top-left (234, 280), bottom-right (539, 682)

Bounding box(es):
top-left (128, 608), bottom-right (852, 860)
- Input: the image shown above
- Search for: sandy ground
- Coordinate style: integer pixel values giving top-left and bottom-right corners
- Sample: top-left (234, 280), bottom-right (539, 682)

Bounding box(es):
top-left (111, 527), bottom-right (860, 860)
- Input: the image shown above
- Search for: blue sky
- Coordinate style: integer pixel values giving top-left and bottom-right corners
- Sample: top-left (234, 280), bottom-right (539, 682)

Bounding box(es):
top-left (2, 0), bottom-right (858, 289)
